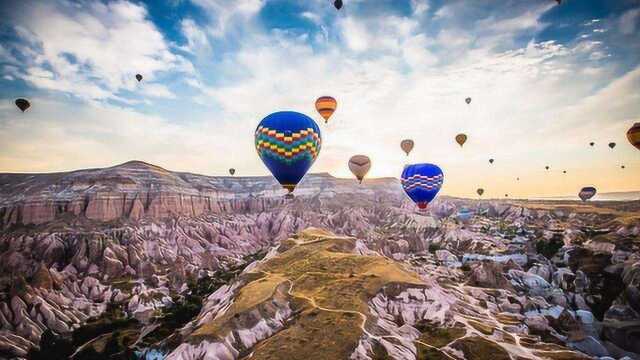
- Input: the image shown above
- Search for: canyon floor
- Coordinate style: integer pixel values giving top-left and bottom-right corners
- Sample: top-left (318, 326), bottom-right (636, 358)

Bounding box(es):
top-left (0, 161), bottom-right (639, 360)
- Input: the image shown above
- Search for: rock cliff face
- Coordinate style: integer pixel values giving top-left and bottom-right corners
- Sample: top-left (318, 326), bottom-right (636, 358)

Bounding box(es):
top-left (0, 160), bottom-right (401, 228)
top-left (0, 161), bottom-right (638, 359)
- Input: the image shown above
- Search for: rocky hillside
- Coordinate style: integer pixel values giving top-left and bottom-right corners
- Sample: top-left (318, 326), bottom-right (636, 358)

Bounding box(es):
top-left (0, 161), bottom-right (639, 359)
top-left (0, 160), bottom-right (400, 228)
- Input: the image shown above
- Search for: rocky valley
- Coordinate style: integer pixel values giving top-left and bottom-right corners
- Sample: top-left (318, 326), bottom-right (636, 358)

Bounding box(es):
top-left (0, 161), bottom-right (639, 360)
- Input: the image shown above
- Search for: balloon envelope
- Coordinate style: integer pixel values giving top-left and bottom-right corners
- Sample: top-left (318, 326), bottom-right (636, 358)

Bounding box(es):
top-left (465, 97), bottom-right (471, 104)
top-left (579, 187), bottom-right (596, 202)
top-left (334, 0), bottom-right (343, 10)
top-left (15, 98), bottom-right (30, 112)
top-left (255, 111), bottom-right (322, 194)
top-left (400, 139), bottom-right (414, 156)
top-left (229, 168), bottom-right (235, 176)
top-left (608, 142), bottom-right (616, 149)
top-left (477, 188), bottom-right (484, 196)
top-left (348, 155), bottom-right (371, 183)
top-left (627, 123), bottom-right (640, 151)
top-left (401, 163), bottom-right (444, 209)
top-left (489, 158), bottom-right (494, 164)
top-left (457, 207), bottom-right (473, 223)
top-left (135, 74), bottom-right (142, 82)
top-left (589, 142), bottom-right (595, 147)
top-left (455, 134), bottom-right (467, 147)
top-left (315, 96), bottom-right (337, 123)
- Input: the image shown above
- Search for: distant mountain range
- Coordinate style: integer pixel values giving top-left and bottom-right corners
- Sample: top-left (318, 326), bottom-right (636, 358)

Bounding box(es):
top-left (531, 191), bottom-right (640, 201)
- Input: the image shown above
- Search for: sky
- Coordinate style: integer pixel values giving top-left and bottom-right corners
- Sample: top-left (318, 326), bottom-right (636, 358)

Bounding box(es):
top-left (0, 0), bottom-right (639, 199)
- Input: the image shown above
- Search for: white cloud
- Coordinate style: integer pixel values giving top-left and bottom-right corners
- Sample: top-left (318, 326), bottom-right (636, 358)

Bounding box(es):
top-left (2, 0), bottom-right (192, 101)
top-left (180, 18), bottom-right (211, 54)
top-left (190, 0), bottom-right (265, 37)
top-left (619, 8), bottom-right (640, 35)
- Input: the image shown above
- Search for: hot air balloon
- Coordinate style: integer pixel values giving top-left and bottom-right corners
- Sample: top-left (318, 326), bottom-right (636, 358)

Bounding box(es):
top-left (229, 168), bottom-right (235, 176)
top-left (334, 0), bottom-right (343, 10)
top-left (456, 207), bottom-right (473, 223)
top-left (545, 166), bottom-right (550, 170)
top-left (315, 96), bottom-right (337, 123)
top-left (579, 187), bottom-right (596, 202)
top-left (621, 165), bottom-right (626, 169)
top-left (505, 194), bottom-right (509, 198)
top-left (401, 163), bottom-right (443, 210)
top-left (455, 134), bottom-right (467, 147)
top-left (563, 170), bottom-right (567, 174)
top-left (627, 123), bottom-right (640, 151)
top-left (400, 139), bottom-right (414, 156)
top-left (589, 142), bottom-right (595, 147)
top-left (609, 142), bottom-right (616, 149)
top-left (465, 97), bottom-right (471, 105)
top-left (489, 158), bottom-right (494, 164)
top-left (135, 74), bottom-right (143, 82)
top-left (477, 188), bottom-right (484, 196)
top-left (255, 111), bottom-right (322, 196)
top-left (516, 177), bottom-right (520, 181)
top-left (348, 155), bottom-right (371, 183)
top-left (15, 98), bottom-right (30, 112)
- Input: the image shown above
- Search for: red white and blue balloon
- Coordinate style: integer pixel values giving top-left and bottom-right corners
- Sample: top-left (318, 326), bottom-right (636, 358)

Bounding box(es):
top-left (401, 163), bottom-right (444, 210)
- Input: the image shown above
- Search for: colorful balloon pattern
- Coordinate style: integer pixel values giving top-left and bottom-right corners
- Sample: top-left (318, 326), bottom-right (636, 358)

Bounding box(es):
top-left (315, 96), bottom-right (337, 123)
top-left (255, 111), bottom-right (322, 194)
top-left (401, 163), bottom-right (444, 210)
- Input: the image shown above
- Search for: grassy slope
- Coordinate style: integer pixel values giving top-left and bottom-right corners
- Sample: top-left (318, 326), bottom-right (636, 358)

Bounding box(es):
top-left (189, 228), bottom-right (424, 359)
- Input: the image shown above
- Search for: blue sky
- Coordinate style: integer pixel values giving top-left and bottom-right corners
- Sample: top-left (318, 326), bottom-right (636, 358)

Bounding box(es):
top-left (0, 0), bottom-right (639, 198)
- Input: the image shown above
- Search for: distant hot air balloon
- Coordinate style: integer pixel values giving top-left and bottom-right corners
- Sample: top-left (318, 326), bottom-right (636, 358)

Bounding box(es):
top-left (545, 166), bottom-right (550, 170)
top-left (400, 139), bottom-right (414, 156)
top-left (456, 207), bottom-right (473, 223)
top-left (401, 163), bottom-right (443, 210)
top-left (255, 111), bottom-right (322, 196)
top-left (589, 142), bottom-right (595, 147)
top-left (516, 177), bottom-right (520, 181)
top-left (627, 123), bottom-right (640, 151)
top-left (609, 142), bottom-right (616, 149)
top-left (505, 194), bottom-right (509, 198)
top-left (477, 188), bottom-right (484, 196)
top-left (465, 97), bottom-right (471, 105)
top-left (579, 187), bottom-right (596, 202)
top-left (489, 158), bottom-right (494, 164)
top-left (15, 98), bottom-right (30, 112)
top-left (348, 155), bottom-right (371, 183)
top-left (621, 165), bottom-right (626, 169)
top-left (334, 0), bottom-right (343, 10)
top-left (229, 168), bottom-right (235, 176)
top-left (135, 74), bottom-right (143, 82)
top-left (563, 170), bottom-right (567, 174)
top-left (455, 134), bottom-right (467, 147)
top-left (315, 96), bottom-right (337, 123)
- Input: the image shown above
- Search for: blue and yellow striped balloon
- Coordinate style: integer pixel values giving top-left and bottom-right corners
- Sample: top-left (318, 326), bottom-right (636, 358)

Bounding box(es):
top-left (255, 111), bottom-right (322, 195)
